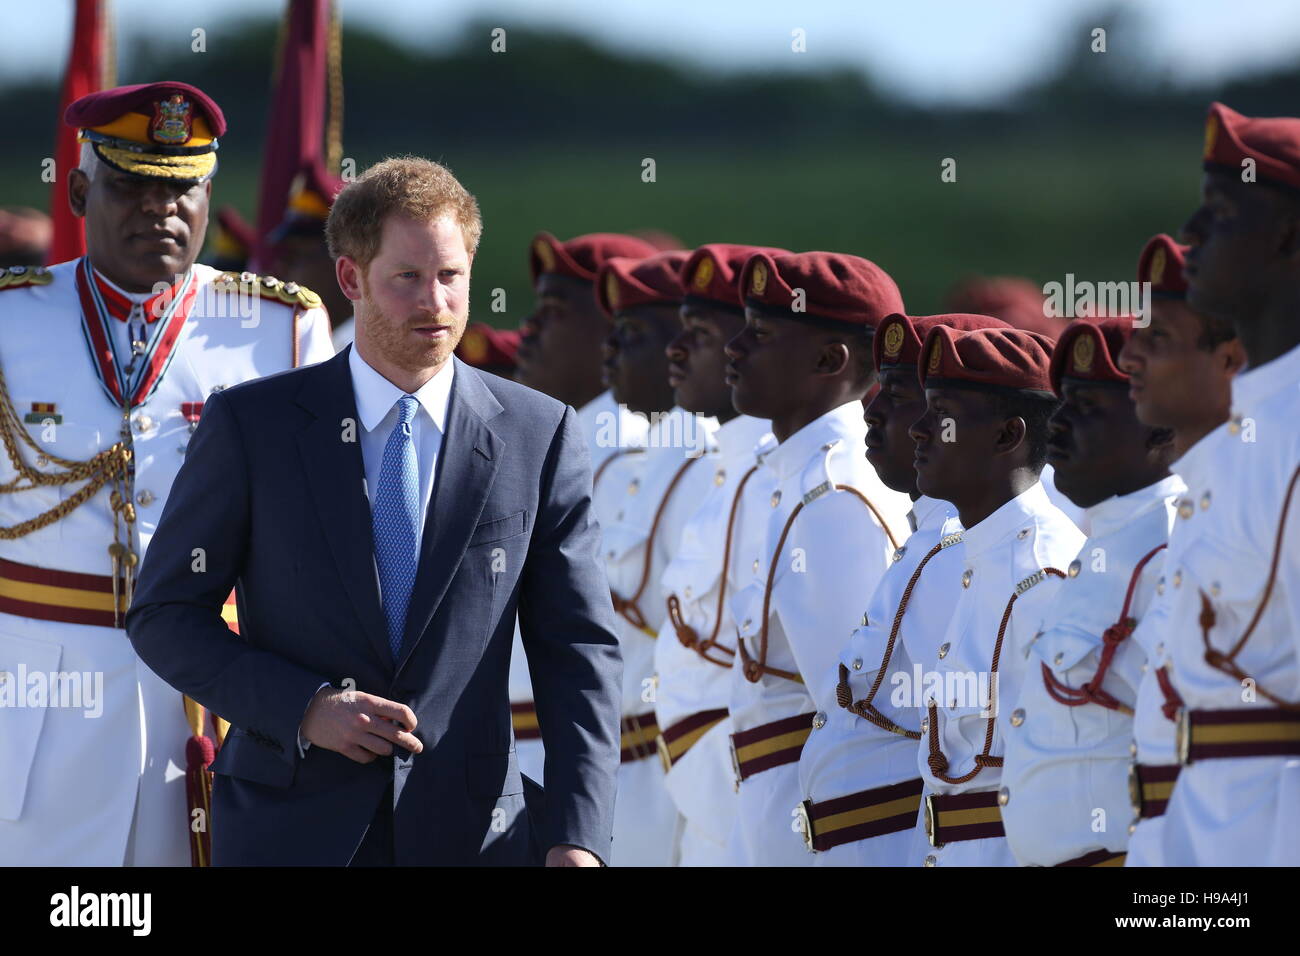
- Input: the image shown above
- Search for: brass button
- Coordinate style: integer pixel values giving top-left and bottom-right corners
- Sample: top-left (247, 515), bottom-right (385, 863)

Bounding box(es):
top-left (1211, 581), bottom-right (1221, 597)
top-left (1053, 652), bottom-right (1064, 667)
top-left (683, 586), bottom-right (693, 599)
top-left (961, 569), bottom-right (973, 588)
top-left (821, 442), bottom-right (836, 451)
top-left (1156, 577), bottom-right (1165, 595)
top-left (714, 469), bottom-right (726, 486)
top-left (861, 613), bottom-right (869, 626)
top-left (1067, 559), bottom-right (1081, 578)
top-left (1200, 491), bottom-right (1211, 510)
top-left (924, 854), bottom-right (937, 867)
top-left (1129, 740), bottom-right (1138, 757)
top-left (812, 712), bottom-right (826, 730)
top-left (1140, 662), bottom-right (1149, 674)
top-left (938, 642), bottom-right (950, 660)
top-left (1017, 528), bottom-right (1030, 540)
top-left (1178, 499), bottom-right (1193, 520)
top-left (628, 479), bottom-right (640, 495)
top-left (893, 546), bottom-right (906, 563)
top-left (1128, 822), bottom-right (1138, 836)
top-left (752, 559), bottom-right (760, 573)
top-left (920, 718), bottom-right (929, 733)
top-left (770, 490), bottom-right (782, 508)
top-left (1228, 416), bottom-right (1242, 435)
top-left (1010, 708), bottom-right (1025, 727)
top-left (136, 489), bottom-right (155, 506)
top-left (998, 787), bottom-right (1010, 807)
top-left (852, 657), bottom-right (863, 671)
top-left (131, 413), bottom-right (155, 434)
top-left (742, 618), bottom-right (752, 632)
top-left (1173, 570), bottom-right (1182, 589)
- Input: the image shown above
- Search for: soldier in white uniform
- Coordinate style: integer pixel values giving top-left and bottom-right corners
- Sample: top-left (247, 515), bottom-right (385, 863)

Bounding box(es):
top-left (1116, 233), bottom-right (1244, 866)
top-left (1160, 103), bottom-right (1300, 866)
top-left (0, 82), bottom-right (332, 866)
top-left (508, 231), bottom-right (657, 783)
top-left (722, 251), bottom-right (911, 866)
top-left (796, 312), bottom-right (1008, 865)
top-left (906, 326), bottom-right (1085, 866)
top-left (593, 250), bottom-right (719, 865)
top-left (1000, 319), bottom-right (1182, 867)
top-left (653, 244), bottom-right (779, 865)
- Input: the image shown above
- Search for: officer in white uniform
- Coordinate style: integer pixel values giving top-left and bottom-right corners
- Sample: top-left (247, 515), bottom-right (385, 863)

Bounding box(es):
top-left (796, 313), bottom-right (1010, 866)
top-left (653, 244), bottom-right (779, 866)
top-left (722, 251), bottom-right (911, 867)
top-left (1114, 232), bottom-right (1245, 866)
top-left (1159, 102), bottom-right (1300, 867)
top-left (593, 251), bottom-right (718, 865)
top-left (0, 82), bottom-right (332, 867)
top-left (906, 326), bottom-right (1085, 866)
top-left (1000, 320), bottom-right (1182, 867)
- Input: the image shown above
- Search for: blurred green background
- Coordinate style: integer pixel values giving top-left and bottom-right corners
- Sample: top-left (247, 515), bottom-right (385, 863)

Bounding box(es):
top-left (2, 8), bottom-right (1298, 325)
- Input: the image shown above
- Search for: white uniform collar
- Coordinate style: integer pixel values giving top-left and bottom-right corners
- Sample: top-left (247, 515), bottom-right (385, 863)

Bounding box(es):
top-left (910, 495), bottom-right (954, 535)
top-left (714, 414), bottom-right (772, 465)
top-left (762, 400), bottom-right (865, 482)
top-left (1083, 474), bottom-right (1186, 540)
top-left (348, 342), bottom-right (454, 435)
top-left (960, 480), bottom-right (1053, 561)
top-left (1230, 340), bottom-right (1300, 418)
top-left (1171, 421), bottom-right (1228, 490)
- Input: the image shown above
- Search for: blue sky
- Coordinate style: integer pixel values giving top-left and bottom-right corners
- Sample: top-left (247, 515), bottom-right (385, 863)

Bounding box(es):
top-left (8, 0), bottom-right (1300, 105)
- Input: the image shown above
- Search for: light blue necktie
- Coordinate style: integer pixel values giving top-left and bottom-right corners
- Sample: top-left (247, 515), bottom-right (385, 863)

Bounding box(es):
top-left (373, 395), bottom-right (420, 659)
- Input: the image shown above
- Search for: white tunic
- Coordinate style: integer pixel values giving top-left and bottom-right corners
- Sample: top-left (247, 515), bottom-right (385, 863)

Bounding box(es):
top-left (1161, 342), bottom-right (1300, 867)
top-left (653, 414), bottom-right (772, 864)
top-left (1001, 475), bottom-right (1182, 866)
top-left (913, 482), bottom-right (1085, 867)
top-left (0, 259), bottom-right (332, 866)
top-left (725, 401), bottom-right (911, 866)
top-left (797, 495), bottom-right (963, 866)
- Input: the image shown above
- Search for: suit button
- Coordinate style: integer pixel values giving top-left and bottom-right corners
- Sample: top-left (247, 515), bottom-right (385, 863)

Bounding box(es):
top-left (628, 479), bottom-right (640, 495)
top-left (1178, 499), bottom-right (1193, 519)
top-left (752, 559), bottom-right (759, 573)
top-left (1010, 708), bottom-right (1025, 727)
top-left (892, 547), bottom-right (906, 563)
top-left (920, 717), bottom-right (928, 733)
top-left (714, 469), bottom-right (726, 486)
top-left (1068, 560), bottom-right (1081, 578)
top-left (998, 787), bottom-right (1010, 807)
top-left (1053, 652), bottom-right (1064, 667)
top-left (770, 490), bottom-right (781, 508)
top-left (136, 490), bottom-right (155, 506)
top-left (961, 570), bottom-right (973, 588)
top-left (1017, 528), bottom-right (1030, 539)
top-left (1173, 570), bottom-right (1182, 589)
top-left (1200, 491), bottom-right (1211, 510)
top-left (812, 712), bottom-right (826, 729)
top-left (1128, 822), bottom-right (1138, 835)
top-left (938, 642), bottom-right (950, 659)
top-left (861, 613), bottom-right (869, 626)
top-left (852, 657), bottom-right (863, 671)
top-left (742, 618), bottom-right (752, 632)
top-left (1129, 740), bottom-right (1138, 757)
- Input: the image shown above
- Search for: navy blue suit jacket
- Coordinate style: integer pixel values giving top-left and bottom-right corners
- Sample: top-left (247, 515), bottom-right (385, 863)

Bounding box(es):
top-left (126, 347), bottom-right (623, 865)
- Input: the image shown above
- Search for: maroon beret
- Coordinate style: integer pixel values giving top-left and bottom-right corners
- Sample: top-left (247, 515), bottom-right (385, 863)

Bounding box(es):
top-left (919, 326), bottom-right (1057, 397)
top-left (874, 312), bottom-right (1010, 372)
top-left (1049, 319), bottom-right (1132, 395)
top-left (1137, 233), bottom-right (1190, 299)
top-left (596, 250), bottom-right (691, 317)
top-left (1203, 101), bottom-right (1300, 195)
top-left (681, 243), bottom-right (788, 311)
top-left (944, 274), bottom-right (1063, 338)
top-left (739, 251), bottom-right (905, 329)
top-left (529, 231), bottom-right (662, 285)
top-left (456, 323), bottom-right (520, 372)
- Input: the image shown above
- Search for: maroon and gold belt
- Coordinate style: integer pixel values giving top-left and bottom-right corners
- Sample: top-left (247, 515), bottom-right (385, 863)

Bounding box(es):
top-left (797, 777), bottom-right (924, 853)
top-left (729, 711), bottom-right (816, 787)
top-left (656, 707), bottom-right (728, 772)
top-left (1177, 706), bottom-right (1300, 764)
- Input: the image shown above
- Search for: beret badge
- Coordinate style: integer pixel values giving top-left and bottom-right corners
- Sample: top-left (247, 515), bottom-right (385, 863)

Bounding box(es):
top-left (692, 256), bottom-right (714, 291)
top-left (1149, 246), bottom-right (1166, 286)
top-left (927, 337), bottom-right (942, 374)
top-left (150, 94), bottom-right (194, 146)
top-left (1072, 333), bottom-right (1096, 374)
top-left (883, 321), bottom-right (905, 359)
top-left (750, 260), bottom-right (768, 296)
top-left (534, 239), bottom-right (556, 274)
top-left (605, 272), bottom-right (621, 310)
top-left (1203, 113), bottom-right (1218, 160)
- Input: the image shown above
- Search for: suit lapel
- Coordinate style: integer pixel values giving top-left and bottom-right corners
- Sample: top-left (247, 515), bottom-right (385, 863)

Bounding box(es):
top-left (396, 360), bottom-right (503, 673)
top-left (295, 347), bottom-right (393, 671)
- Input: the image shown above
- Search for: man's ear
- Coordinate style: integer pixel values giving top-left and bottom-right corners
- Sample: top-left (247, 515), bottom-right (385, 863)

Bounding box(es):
top-left (336, 256), bottom-right (364, 302)
top-left (67, 168), bottom-right (89, 218)
top-left (1219, 338), bottom-right (1248, 378)
top-left (995, 414), bottom-right (1028, 458)
top-left (817, 340), bottom-right (851, 377)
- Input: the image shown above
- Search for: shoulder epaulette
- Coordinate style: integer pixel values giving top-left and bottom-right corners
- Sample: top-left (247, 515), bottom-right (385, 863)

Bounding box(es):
top-left (213, 271), bottom-right (323, 310)
top-left (0, 265), bottom-right (53, 291)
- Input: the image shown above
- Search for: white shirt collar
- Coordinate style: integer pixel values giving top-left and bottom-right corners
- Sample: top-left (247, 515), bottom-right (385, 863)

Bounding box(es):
top-left (1171, 420), bottom-right (1230, 490)
top-left (348, 343), bottom-right (455, 434)
top-left (763, 401), bottom-right (865, 482)
top-left (714, 414), bottom-right (772, 465)
top-left (960, 480), bottom-right (1053, 561)
top-left (1231, 340), bottom-right (1300, 417)
top-left (1083, 473), bottom-right (1186, 540)
top-left (910, 495), bottom-right (955, 535)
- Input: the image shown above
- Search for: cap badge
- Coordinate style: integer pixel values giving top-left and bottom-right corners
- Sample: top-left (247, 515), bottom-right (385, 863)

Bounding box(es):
top-left (1072, 333), bottom-right (1096, 374)
top-left (534, 239), bottom-right (556, 274)
top-left (460, 328), bottom-right (488, 364)
top-left (150, 94), bottom-right (194, 146)
top-left (883, 322), bottom-right (905, 359)
top-left (605, 272), bottom-right (621, 310)
top-left (1203, 112), bottom-right (1218, 160)
top-left (1150, 246), bottom-right (1167, 286)
top-left (692, 256), bottom-right (714, 291)
top-left (750, 260), bottom-right (768, 296)
top-left (927, 337), bottom-right (942, 374)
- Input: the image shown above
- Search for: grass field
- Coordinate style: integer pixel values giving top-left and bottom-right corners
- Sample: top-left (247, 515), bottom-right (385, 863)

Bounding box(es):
top-left (1, 130), bottom-right (1205, 328)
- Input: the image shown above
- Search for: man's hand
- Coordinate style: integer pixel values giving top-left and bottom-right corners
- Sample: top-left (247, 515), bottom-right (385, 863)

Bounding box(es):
top-left (300, 686), bottom-right (423, 763)
top-left (546, 845), bottom-right (602, 867)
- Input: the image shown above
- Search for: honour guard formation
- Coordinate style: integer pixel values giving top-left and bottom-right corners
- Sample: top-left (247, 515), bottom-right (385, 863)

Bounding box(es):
top-left (1, 55), bottom-right (1297, 867)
